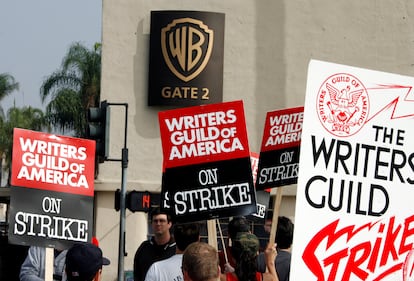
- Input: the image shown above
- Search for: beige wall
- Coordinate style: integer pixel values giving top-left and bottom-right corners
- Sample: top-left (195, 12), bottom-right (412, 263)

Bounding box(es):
top-left (97, 1), bottom-right (414, 280)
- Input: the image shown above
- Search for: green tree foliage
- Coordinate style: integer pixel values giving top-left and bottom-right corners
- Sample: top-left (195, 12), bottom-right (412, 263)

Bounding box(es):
top-left (40, 42), bottom-right (101, 137)
top-left (0, 73), bottom-right (19, 118)
top-left (0, 106), bottom-right (48, 185)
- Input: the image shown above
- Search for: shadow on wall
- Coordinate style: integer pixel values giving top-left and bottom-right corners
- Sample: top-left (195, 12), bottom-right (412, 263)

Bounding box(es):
top-left (133, 19), bottom-right (161, 139)
top-left (254, 1), bottom-right (286, 149)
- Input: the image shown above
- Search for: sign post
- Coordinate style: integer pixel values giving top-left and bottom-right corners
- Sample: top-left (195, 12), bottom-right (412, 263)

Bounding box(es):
top-left (45, 248), bottom-right (53, 281)
top-left (268, 187), bottom-right (283, 246)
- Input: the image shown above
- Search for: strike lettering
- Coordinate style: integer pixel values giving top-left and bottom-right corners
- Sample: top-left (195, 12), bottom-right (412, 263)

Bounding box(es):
top-left (174, 182), bottom-right (252, 215)
top-left (269, 112), bottom-right (303, 126)
top-left (305, 175), bottom-right (389, 216)
top-left (14, 211), bottom-right (88, 242)
top-left (258, 163), bottom-right (299, 184)
top-left (169, 138), bottom-right (244, 160)
top-left (170, 127), bottom-right (236, 145)
top-left (265, 111), bottom-right (303, 147)
top-left (302, 215), bottom-right (414, 281)
top-left (164, 110), bottom-right (237, 131)
top-left (311, 135), bottom-right (414, 184)
top-left (17, 166), bottom-right (89, 188)
top-left (19, 137), bottom-right (87, 160)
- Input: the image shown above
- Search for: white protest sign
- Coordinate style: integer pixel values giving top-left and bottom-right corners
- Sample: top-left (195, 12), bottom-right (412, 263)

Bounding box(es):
top-left (291, 60), bottom-right (414, 281)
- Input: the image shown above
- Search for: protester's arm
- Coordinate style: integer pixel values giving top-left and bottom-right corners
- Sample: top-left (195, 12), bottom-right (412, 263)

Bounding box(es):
top-left (20, 247), bottom-right (44, 281)
top-left (263, 243), bottom-right (278, 281)
top-left (224, 262), bottom-right (235, 273)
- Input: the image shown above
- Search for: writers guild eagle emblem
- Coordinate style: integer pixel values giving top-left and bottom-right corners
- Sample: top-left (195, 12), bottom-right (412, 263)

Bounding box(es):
top-left (161, 18), bottom-right (214, 82)
top-left (317, 73), bottom-right (369, 137)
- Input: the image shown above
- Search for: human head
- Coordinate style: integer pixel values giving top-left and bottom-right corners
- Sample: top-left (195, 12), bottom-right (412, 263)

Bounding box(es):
top-left (174, 222), bottom-right (200, 252)
top-left (150, 207), bottom-right (172, 236)
top-left (228, 216), bottom-right (250, 241)
top-left (231, 233), bottom-right (259, 281)
top-left (264, 211), bottom-right (273, 234)
top-left (182, 242), bottom-right (220, 281)
top-left (65, 243), bottom-right (110, 281)
top-left (275, 216), bottom-right (294, 249)
top-left (231, 232), bottom-right (259, 261)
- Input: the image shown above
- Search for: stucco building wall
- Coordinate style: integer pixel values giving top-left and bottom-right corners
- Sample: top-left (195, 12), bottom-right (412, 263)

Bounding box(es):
top-left (96, 1), bottom-right (414, 280)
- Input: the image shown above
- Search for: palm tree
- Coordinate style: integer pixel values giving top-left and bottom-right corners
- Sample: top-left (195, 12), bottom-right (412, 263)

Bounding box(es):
top-left (0, 73), bottom-right (19, 118)
top-left (40, 42), bottom-right (101, 137)
top-left (0, 106), bottom-right (48, 186)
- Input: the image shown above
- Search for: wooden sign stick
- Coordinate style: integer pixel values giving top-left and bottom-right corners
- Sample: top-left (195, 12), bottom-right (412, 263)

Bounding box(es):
top-left (45, 247), bottom-right (54, 281)
top-left (207, 219), bottom-right (218, 249)
top-left (216, 219), bottom-right (229, 264)
top-left (269, 187), bottom-right (283, 245)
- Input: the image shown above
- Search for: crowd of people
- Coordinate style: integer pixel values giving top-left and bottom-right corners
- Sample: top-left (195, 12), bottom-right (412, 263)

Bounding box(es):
top-left (18, 207), bottom-right (294, 281)
top-left (20, 242), bottom-right (109, 281)
top-left (132, 207), bottom-right (294, 281)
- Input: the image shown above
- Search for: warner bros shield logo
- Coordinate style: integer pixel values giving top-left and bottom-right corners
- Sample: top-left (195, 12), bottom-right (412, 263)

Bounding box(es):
top-left (161, 18), bottom-right (214, 82)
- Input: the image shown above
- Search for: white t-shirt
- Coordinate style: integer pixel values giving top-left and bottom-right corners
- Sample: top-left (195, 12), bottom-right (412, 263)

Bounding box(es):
top-left (144, 254), bottom-right (183, 281)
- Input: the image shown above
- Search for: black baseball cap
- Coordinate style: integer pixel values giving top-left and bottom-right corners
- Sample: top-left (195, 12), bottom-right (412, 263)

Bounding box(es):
top-left (66, 243), bottom-right (110, 281)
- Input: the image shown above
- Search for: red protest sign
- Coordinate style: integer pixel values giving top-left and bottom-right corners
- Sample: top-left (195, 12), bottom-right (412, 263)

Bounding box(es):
top-left (11, 128), bottom-right (96, 197)
top-left (9, 128), bottom-right (96, 248)
top-left (250, 152), bottom-right (259, 185)
top-left (159, 101), bottom-right (256, 222)
top-left (159, 100), bottom-right (250, 169)
top-left (260, 106), bottom-right (304, 152)
top-left (256, 107), bottom-right (304, 190)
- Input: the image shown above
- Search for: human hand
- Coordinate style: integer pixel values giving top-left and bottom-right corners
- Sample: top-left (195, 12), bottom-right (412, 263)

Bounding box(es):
top-left (264, 243), bottom-right (277, 264)
top-left (224, 262), bottom-right (235, 273)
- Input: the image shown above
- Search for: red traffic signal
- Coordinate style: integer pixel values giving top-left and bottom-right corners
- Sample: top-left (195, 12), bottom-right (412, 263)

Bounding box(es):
top-left (115, 190), bottom-right (151, 212)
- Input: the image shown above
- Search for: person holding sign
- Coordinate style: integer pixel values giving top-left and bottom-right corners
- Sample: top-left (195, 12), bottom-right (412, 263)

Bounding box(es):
top-left (219, 216), bottom-right (251, 273)
top-left (221, 233), bottom-right (278, 281)
top-left (20, 246), bottom-right (67, 281)
top-left (274, 217), bottom-right (293, 281)
top-left (256, 216), bottom-right (294, 281)
top-left (220, 217), bottom-right (266, 274)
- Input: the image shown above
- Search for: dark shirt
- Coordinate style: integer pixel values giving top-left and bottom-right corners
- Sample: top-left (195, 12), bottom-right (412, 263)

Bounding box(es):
top-left (275, 250), bottom-right (291, 281)
top-left (255, 249), bottom-right (291, 279)
top-left (133, 237), bottom-right (176, 281)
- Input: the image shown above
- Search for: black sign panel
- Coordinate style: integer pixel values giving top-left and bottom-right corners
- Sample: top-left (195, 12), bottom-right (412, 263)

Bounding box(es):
top-left (9, 187), bottom-right (93, 249)
top-left (162, 157), bottom-right (257, 223)
top-left (256, 147), bottom-right (300, 189)
top-left (247, 190), bottom-right (271, 223)
top-left (148, 10), bottom-right (225, 106)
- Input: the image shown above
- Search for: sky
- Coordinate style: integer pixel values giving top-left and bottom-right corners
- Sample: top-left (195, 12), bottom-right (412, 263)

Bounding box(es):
top-left (0, 0), bottom-right (102, 113)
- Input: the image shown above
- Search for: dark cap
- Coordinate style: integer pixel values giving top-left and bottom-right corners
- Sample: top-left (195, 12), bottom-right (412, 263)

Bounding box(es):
top-left (66, 243), bottom-right (110, 281)
top-left (232, 233), bottom-right (259, 257)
